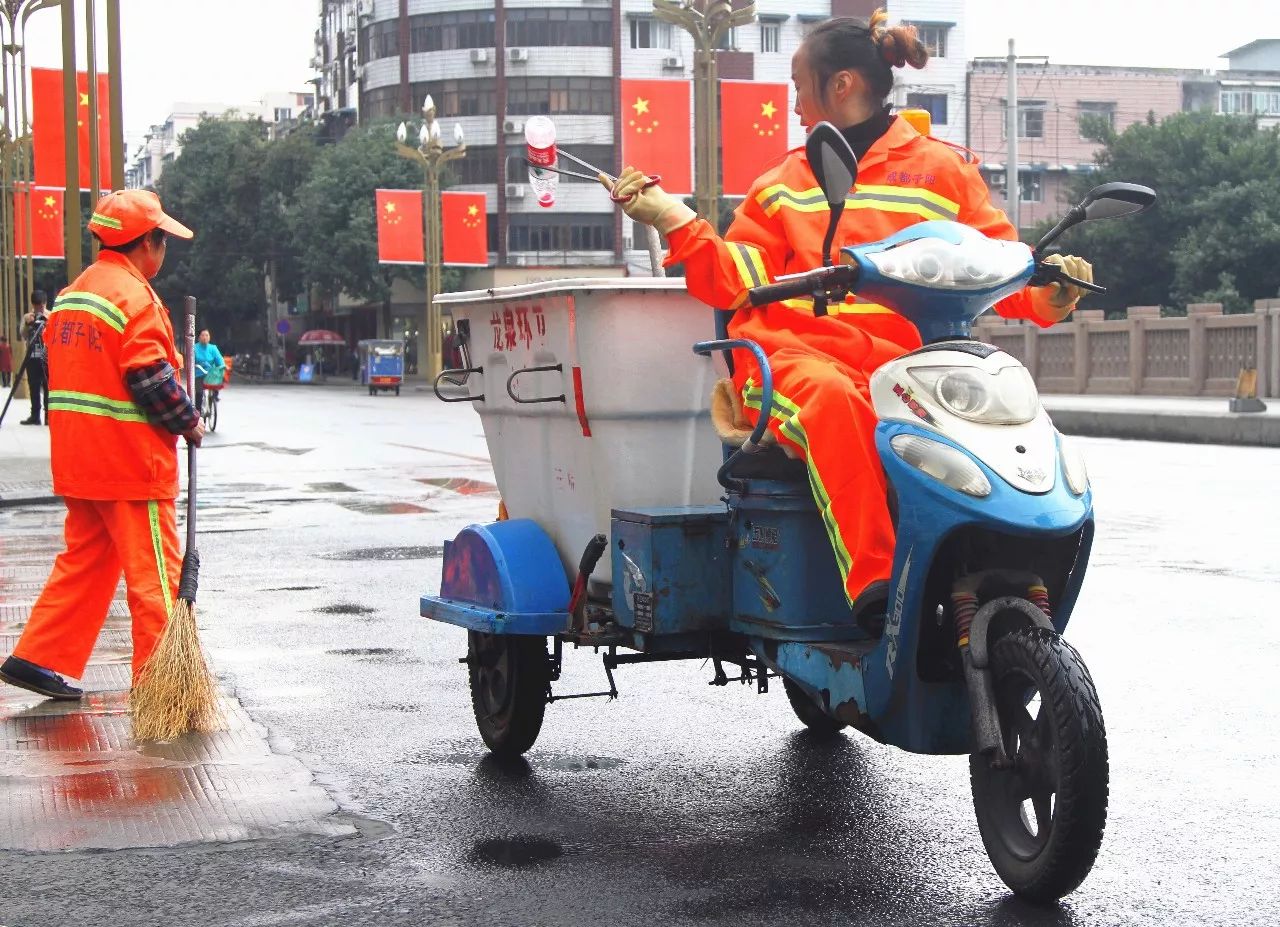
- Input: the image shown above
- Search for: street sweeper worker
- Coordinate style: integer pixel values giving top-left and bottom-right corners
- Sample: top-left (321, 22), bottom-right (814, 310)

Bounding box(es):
top-left (0, 190), bottom-right (204, 701)
top-left (602, 9), bottom-right (1095, 618)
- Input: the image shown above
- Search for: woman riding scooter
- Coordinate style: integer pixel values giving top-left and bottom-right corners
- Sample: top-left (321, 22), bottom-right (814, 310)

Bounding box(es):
top-left (603, 10), bottom-right (1094, 616)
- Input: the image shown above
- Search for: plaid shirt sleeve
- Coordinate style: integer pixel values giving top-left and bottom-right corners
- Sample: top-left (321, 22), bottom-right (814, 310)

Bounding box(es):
top-left (125, 361), bottom-right (199, 435)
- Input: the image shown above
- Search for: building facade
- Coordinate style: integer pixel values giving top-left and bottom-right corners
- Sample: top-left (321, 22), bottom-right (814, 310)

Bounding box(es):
top-left (1218, 40), bottom-right (1280, 130)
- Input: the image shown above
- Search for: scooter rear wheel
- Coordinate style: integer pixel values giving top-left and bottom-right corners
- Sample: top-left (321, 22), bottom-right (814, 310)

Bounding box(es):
top-left (783, 678), bottom-right (847, 738)
top-left (970, 627), bottom-right (1108, 902)
top-left (468, 631), bottom-right (550, 758)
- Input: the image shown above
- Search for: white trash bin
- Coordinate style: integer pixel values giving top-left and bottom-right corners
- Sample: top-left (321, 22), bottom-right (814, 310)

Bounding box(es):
top-left (437, 278), bottom-right (728, 586)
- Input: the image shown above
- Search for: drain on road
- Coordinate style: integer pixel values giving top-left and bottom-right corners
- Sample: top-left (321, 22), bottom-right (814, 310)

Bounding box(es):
top-left (321, 545), bottom-right (443, 561)
top-left (314, 603), bottom-right (377, 615)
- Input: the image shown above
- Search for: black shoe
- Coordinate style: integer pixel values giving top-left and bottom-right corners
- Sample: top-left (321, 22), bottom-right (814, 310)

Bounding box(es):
top-left (19, 417), bottom-right (39, 425)
top-left (0, 656), bottom-right (83, 700)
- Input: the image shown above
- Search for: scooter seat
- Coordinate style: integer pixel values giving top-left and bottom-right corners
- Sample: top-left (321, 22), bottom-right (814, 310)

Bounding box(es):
top-left (729, 446), bottom-right (810, 482)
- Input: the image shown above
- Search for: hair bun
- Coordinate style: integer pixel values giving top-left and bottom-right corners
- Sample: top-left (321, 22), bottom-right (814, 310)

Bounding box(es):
top-left (868, 8), bottom-right (929, 70)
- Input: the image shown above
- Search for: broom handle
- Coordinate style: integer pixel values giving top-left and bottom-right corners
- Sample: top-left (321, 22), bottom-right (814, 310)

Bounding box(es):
top-left (183, 297), bottom-right (197, 553)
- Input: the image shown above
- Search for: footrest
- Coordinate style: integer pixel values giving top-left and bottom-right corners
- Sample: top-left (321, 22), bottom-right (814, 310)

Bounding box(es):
top-left (421, 595), bottom-right (570, 636)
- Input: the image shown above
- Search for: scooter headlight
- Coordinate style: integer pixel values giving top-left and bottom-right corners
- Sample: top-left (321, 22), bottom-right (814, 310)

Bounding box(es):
top-left (908, 365), bottom-right (1040, 425)
top-left (1059, 435), bottom-right (1089, 495)
top-left (890, 434), bottom-right (991, 497)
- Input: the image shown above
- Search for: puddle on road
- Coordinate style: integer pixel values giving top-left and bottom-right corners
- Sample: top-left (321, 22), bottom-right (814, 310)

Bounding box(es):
top-left (335, 500), bottom-right (432, 515)
top-left (307, 482), bottom-right (360, 493)
top-left (470, 835), bottom-right (563, 867)
top-left (314, 603), bottom-right (377, 616)
top-left (262, 585), bottom-right (321, 592)
top-left (416, 477), bottom-right (498, 496)
top-left (325, 647), bottom-right (420, 665)
top-left (321, 545), bottom-right (443, 561)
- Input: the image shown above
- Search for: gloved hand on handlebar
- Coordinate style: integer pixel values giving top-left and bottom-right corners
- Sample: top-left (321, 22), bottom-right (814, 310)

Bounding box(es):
top-left (1032, 254), bottom-right (1094, 323)
top-left (598, 167), bottom-right (696, 236)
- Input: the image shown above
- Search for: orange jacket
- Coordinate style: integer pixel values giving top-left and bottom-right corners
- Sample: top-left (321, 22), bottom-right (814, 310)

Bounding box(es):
top-left (667, 117), bottom-right (1048, 381)
top-left (44, 250), bottom-right (182, 501)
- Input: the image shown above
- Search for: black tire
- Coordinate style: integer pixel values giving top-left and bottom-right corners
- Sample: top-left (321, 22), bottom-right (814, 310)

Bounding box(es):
top-left (204, 391), bottom-right (218, 433)
top-left (394, 386), bottom-right (400, 396)
top-left (783, 678), bottom-right (847, 738)
top-left (468, 631), bottom-right (550, 758)
top-left (970, 627), bottom-right (1108, 903)
top-left (368, 386), bottom-right (375, 396)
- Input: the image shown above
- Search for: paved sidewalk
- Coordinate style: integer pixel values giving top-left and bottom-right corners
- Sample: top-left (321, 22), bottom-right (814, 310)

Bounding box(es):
top-left (1042, 394), bottom-right (1280, 447)
top-left (0, 420), bottom-right (54, 507)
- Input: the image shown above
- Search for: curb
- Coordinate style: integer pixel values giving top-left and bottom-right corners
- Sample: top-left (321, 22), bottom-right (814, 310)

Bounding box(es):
top-left (0, 493), bottom-right (60, 509)
top-left (1049, 408), bottom-right (1280, 447)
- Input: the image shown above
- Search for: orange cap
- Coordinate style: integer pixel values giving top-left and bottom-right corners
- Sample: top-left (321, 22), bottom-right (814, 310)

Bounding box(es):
top-left (87, 190), bottom-right (195, 246)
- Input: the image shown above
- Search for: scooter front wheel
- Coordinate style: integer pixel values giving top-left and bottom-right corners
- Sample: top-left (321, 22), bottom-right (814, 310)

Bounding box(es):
top-left (468, 631), bottom-right (550, 759)
top-left (783, 679), bottom-right (847, 738)
top-left (970, 627), bottom-right (1108, 903)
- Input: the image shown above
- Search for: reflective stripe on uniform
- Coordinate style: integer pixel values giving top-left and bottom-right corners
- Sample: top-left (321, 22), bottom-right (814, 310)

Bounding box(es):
top-left (50, 291), bottom-right (127, 333)
top-left (90, 212), bottom-right (124, 230)
top-left (47, 389), bottom-right (148, 423)
top-left (755, 183), bottom-right (960, 223)
top-left (147, 500), bottom-right (174, 613)
top-left (727, 242), bottom-right (769, 309)
top-left (778, 296), bottom-right (896, 316)
top-left (742, 378), bottom-right (855, 596)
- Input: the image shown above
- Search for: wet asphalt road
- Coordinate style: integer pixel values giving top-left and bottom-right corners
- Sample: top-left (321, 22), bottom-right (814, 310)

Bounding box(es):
top-left (3, 384), bottom-right (1278, 926)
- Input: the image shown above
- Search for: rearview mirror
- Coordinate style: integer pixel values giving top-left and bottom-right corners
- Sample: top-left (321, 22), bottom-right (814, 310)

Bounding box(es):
top-left (1080, 182), bottom-right (1157, 220)
top-left (805, 121), bottom-right (858, 271)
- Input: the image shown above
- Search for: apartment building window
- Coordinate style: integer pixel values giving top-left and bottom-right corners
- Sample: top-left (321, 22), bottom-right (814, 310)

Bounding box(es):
top-left (1019, 101), bottom-right (1046, 138)
top-left (410, 11), bottom-right (496, 52)
top-left (365, 19), bottom-right (397, 60)
top-left (715, 26), bottom-right (739, 51)
top-left (1020, 170), bottom-right (1044, 203)
top-left (1077, 100), bottom-right (1117, 135)
top-left (447, 147), bottom-right (499, 186)
top-left (909, 23), bottom-right (949, 58)
top-left (508, 8), bottom-right (612, 47)
top-left (508, 214), bottom-right (614, 252)
top-left (273, 107), bottom-right (293, 122)
top-left (1220, 89), bottom-right (1280, 116)
top-left (630, 16), bottom-right (673, 50)
top-left (507, 77), bottom-right (614, 116)
top-left (760, 20), bottom-right (782, 53)
top-left (416, 79), bottom-right (497, 118)
top-left (906, 92), bottom-right (948, 125)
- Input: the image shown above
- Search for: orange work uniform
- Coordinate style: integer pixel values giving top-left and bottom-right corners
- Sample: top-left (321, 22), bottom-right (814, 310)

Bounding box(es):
top-left (667, 117), bottom-right (1049, 606)
top-left (13, 250), bottom-right (184, 682)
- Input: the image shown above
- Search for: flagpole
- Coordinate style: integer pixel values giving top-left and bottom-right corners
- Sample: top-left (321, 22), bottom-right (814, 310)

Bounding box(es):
top-left (104, 0), bottom-right (123, 189)
top-left (0, 17), bottom-right (14, 344)
top-left (61, 0), bottom-right (81, 278)
top-left (84, 0), bottom-right (100, 260)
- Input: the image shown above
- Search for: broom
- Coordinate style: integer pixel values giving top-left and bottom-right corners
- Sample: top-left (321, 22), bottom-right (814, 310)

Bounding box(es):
top-left (131, 296), bottom-right (223, 741)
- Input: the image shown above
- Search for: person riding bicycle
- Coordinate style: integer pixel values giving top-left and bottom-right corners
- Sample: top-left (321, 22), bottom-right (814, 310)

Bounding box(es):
top-left (192, 329), bottom-right (225, 415)
top-left (602, 9), bottom-right (1095, 618)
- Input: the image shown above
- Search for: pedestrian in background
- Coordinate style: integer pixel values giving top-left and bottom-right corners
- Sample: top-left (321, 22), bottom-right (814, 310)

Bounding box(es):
top-left (0, 334), bottom-right (11, 388)
top-left (20, 290), bottom-right (50, 425)
top-left (0, 190), bottom-right (203, 701)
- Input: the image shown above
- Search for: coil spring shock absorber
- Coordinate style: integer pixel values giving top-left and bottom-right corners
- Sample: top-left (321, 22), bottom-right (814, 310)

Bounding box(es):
top-left (1027, 584), bottom-right (1053, 620)
top-left (951, 591), bottom-right (980, 649)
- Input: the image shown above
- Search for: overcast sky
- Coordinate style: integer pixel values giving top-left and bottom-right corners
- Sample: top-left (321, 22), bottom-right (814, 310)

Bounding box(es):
top-left (20, 0), bottom-right (1273, 150)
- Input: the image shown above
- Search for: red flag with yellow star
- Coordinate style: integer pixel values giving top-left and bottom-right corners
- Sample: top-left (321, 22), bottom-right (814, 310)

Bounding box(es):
top-left (619, 79), bottom-right (691, 195)
top-left (376, 189), bottom-right (424, 264)
top-left (721, 82), bottom-right (789, 196)
top-left (12, 185), bottom-right (65, 259)
top-left (31, 68), bottom-right (114, 191)
top-left (441, 191), bottom-right (488, 266)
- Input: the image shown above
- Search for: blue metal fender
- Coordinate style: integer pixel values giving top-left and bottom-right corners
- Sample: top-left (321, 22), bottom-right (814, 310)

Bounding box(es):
top-left (420, 519), bottom-right (571, 635)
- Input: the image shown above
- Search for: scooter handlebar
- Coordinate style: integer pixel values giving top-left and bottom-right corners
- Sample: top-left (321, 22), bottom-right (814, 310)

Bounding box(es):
top-left (747, 265), bottom-right (856, 307)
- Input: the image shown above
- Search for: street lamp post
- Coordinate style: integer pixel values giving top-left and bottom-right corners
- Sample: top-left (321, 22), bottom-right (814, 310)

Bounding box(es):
top-left (395, 95), bottom-right (465, 382)
top-left (652, 0), bottom-right (756, 233)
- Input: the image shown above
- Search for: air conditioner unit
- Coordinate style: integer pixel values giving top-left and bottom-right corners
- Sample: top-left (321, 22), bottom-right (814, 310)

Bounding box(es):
top-left (470, 48), bottom-right (490, 64)
top-left (505, 183), bottom-right (525, 198)
top-left (357, 0), bottom-right (374, 17)
top-left (662, 55), bottom-right (683, 70)
top-left (309, 55), bottom-right (322, 70)
top-left (508, 47), bottom-right (529, 62)
top-left (502, 118), bottom-right (523, 134)
top-left (353, 64), bottom-right (365, 81)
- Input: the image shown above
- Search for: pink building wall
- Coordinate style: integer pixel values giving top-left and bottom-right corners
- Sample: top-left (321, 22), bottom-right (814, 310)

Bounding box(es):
top-left (967, 64), bottom-right (1191, 228)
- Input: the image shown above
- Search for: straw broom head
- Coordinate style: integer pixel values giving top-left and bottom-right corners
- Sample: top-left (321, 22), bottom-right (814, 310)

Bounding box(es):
top-left (130, 597), bottom-right (224, 742)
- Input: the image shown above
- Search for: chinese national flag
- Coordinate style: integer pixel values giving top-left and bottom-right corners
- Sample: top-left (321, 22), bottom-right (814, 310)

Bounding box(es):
top-left (31, 68), bottom-right (114, 191)
top-left (721, 82), bottom-right (790, 196)
top-left (376, 189), bottom-right (424, 264)
top-left (441, 191), bottom-right (488, 266)
top-left (12, 185), bottom-right (65, 260)
top-left (620, 79), bottom-right (692, 195)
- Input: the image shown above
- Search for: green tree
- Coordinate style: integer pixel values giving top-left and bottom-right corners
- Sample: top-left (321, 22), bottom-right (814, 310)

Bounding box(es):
top-left (1048, 112), bottom-right (1280, 313)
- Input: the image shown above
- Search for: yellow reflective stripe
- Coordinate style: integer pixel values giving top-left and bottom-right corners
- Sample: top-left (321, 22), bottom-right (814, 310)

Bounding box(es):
top-left (148, 500), bottom-right (174, 613)
top-left (779, 296), bottom-right (896, 315)
top-left (90, 211), bottom-right (123, 229)
top-left (728, 242), bottom-right (761, 291)
top-left (51, 291), bottom-right (127, 333)
top-left (742, 378), bottom-right (855, 595)
top-left (47, 389), bottom-right (148, 423)
top-left (755, 183), bottom-right (959, 222)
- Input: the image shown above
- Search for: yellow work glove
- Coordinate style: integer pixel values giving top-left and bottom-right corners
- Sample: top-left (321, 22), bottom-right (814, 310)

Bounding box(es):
top-left (598, 166), bottom-right (696, 236)
top-left (1032, 254), bottom-right (1094, 323)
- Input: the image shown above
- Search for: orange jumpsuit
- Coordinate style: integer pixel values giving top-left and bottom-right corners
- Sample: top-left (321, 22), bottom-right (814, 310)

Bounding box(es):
top-left (13, 250), bottom-right (184, 682)
top-left (668, 117), bottom-right (1050, 606)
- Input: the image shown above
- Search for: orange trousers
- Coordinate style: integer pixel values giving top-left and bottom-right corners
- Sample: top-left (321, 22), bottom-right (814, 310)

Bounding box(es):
top-left (741, 346), bottom-right (896, 606)
top-left (14, 497), bottom-right (180, 682)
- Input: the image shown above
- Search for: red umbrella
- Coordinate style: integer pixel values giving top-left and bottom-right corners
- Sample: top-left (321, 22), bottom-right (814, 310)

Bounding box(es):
top-left (297, 329), bottom-right (345, 345)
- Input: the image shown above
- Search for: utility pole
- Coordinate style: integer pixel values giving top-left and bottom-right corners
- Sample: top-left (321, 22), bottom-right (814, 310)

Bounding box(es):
top-left (1006, 38), bottom-right (1019, 235)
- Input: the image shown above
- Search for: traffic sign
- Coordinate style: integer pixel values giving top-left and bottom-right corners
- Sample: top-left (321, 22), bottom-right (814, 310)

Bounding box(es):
top-left (275, 319), bottom-right (290, 335)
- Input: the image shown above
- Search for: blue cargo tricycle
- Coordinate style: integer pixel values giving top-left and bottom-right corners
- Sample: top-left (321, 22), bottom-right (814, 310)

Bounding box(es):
top-left (422, 123), bottom-right (1155, 901)
top-left (359, 338), bottom-right (404, 395)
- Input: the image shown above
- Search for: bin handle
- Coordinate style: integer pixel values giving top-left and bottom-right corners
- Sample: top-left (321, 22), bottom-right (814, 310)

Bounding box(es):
top-left (506, 364), bottom-right (565, 404)
top-left (434, 366), bottom-right (484, 403)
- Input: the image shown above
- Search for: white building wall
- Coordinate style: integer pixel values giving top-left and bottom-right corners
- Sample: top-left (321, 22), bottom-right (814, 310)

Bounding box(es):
top-left (891, 0), bottom-right (968, 146)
